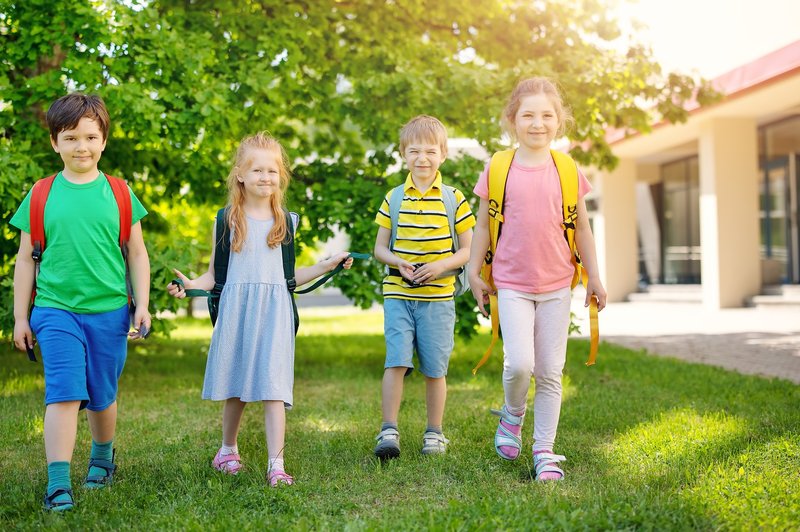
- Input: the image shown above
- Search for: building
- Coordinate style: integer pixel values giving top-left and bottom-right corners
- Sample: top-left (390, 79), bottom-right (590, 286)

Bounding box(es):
top-left (592, 40), bottom-right (800, 308)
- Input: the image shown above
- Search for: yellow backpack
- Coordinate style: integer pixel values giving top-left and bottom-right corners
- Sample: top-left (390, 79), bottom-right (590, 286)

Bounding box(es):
top-left (472, 149), bottom-right (599, 374)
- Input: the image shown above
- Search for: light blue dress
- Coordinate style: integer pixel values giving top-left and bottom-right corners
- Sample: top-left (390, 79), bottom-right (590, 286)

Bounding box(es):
top-left (202, 217), bottom-right (295, 407)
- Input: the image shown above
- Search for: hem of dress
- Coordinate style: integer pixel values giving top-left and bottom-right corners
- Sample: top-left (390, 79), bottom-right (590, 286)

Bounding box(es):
top-left (202, 394), bottom-right (293, 409)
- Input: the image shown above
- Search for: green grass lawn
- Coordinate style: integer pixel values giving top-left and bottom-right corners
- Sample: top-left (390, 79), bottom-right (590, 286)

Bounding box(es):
top-left (1, 309), bottom-right (799, 530)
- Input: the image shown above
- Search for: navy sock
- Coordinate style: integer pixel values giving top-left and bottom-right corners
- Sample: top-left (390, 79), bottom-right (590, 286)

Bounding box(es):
top-left (381, 422), bottom-right (398, 432)
top-left (426, 426), bottom-right (442, 434)
top-left (46, 461), bottom-right (73, 507)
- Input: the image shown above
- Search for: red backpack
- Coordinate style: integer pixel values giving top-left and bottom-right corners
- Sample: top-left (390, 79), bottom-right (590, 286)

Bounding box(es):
top-left (29, 173), bottom-right (133, 304)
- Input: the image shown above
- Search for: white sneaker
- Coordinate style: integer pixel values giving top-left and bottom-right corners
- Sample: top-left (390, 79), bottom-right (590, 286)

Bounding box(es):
top-left (421, 430), bottom-right (449, 455)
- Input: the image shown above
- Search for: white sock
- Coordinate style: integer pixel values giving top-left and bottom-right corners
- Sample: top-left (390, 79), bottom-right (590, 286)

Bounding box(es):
top-left (221, 443), bottom-right (238, 456)
top-left (268, 457), bottom-right (285, 473)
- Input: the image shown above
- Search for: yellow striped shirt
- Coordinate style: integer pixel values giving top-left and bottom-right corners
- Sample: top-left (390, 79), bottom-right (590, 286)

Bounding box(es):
top-left (375, 172), bottom-right (475, 300)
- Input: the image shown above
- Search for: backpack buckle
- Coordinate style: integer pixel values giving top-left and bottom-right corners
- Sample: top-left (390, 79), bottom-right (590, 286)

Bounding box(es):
top-left (31, 242), bottom-right (43, 263)
top-left (287, 278), bottom-right (297, 292)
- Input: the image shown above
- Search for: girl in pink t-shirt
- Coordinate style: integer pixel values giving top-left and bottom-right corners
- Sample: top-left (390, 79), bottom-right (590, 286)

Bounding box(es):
top-left (468, 77), bottom-right (607, 481)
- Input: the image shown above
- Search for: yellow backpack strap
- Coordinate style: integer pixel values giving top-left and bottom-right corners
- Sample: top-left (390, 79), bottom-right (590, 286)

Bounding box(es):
top-left (551, 149), bottom-right (599, 366)
top-left (473, 149), bottom-right (515, 374)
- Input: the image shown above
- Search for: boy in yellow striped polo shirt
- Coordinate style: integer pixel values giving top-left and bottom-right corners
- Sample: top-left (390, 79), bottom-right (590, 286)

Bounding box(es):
top-left (372, 115), bottom-right (475, 459)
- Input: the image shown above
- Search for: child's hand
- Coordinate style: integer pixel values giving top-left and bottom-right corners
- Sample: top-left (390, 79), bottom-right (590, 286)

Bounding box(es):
top-left (585, 277), bottom-right (607, 311)
top-left (167, 269), bottom-right (192, 298)
top-left (342, 255), bottom-right (354, 270)
top-left (13, 319), bottom-right (35, 353)
top-left (395, 259), bottom-right (416, 283)
top-left (469, 276), bottom-right (493, 317)
top-left (321, 251), bottom-right (352, 272)
top-left (411, 261), bottom-right (448, 285)
top-left (130, 307), bottom-right (152, 339)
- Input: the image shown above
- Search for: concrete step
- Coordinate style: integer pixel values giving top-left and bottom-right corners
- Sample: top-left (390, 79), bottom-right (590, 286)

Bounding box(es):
top-left (627, 284), bottom-right (703, 303)
top-left (747, 285), bottom-right (800, 309)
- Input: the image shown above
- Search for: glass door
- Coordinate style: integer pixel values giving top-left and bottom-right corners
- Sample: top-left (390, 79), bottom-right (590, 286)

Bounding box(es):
top-left (661, 157), bottom-right (701, 283)
top-left (760, 157), bottom-right (796, 283)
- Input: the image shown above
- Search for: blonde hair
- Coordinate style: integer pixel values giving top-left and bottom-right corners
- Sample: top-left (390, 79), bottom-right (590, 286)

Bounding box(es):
top-left (398, 115), bottom-right (448, 155)
top-left (501, 77), bottom-right (573, 139)
top-left (225, 132), bottom-right (291, 252)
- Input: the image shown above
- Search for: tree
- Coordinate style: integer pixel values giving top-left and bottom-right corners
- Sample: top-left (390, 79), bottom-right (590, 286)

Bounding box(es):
top-left (0, 0), bottom-right (714, 336)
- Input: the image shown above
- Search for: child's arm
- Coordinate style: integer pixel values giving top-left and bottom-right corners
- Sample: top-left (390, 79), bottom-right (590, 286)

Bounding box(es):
top-left (410, 229), bottom-right (473, 286)
top-left (467, 198), bottom-right (492, 316)
top-left (167, 221), bottom-right (217, 298)
top-left (12, 232), bottom-right (36, 352)
top-left (126, 221), bottom-right (153, 336)
top-left (575, 198), bottom-right (607, 311)
top-left (373, 226), bottom-right (416, 281)
top-left (295, 252), bottom-right (354, 287)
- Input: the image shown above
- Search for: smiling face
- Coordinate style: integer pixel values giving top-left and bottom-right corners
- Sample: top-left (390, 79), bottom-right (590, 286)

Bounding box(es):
top-left (513, 93), bottom-right (560, 153)
top-left (403, 141), bottom-right (447, 183)
top-left (51, 117), bottom-right (107, 181)
top-left (237, 147), bottom-right (282, 199)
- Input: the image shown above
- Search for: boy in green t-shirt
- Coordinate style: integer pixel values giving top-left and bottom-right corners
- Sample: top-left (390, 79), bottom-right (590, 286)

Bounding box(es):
top-left (10, 93), bottom-right (151, 511)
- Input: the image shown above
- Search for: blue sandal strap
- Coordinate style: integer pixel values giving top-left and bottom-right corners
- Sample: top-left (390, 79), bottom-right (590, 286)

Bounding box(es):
top-left (43, 487), bottom-right (74, 511)
top-left (533, 452), bottom-right (566, 479)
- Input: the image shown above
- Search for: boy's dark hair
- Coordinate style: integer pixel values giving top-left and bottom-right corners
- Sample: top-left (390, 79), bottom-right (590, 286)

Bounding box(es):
top-left (46, 93), bottom-right (110, 140)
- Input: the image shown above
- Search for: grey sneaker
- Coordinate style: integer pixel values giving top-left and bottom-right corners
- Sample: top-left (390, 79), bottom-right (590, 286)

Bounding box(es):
top-left (374, 427), bottom-right (400, 460)
top-left (421, 430), bottom-right (449, 455)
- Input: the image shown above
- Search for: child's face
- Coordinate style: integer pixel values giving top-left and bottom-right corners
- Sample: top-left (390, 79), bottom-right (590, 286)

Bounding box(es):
top-left (237, 148), bottom-right (281, 199)
top-left (513, 93), bottom-right (560, 152)
top-left (403, 141), bottom-right (446, 183)
top-left (51, 117), bottom-right (107, 178)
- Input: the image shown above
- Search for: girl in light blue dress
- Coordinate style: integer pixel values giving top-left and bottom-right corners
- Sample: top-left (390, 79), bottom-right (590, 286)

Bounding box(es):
top-left (168, 132), bottom-right (352, 486)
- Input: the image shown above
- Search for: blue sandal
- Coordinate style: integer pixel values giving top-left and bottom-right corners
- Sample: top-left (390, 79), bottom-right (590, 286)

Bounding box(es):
top-left (43, 487), bottom-right (74, 512)
top-left (490, 406), bottom-right (524, 460)
top-left (532, 451), bottom-right (566, 481)
top-left (83, 449), bottom-right (117, 488)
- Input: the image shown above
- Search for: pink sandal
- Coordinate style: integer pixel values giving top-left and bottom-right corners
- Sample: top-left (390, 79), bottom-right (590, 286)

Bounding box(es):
top-left (267, 470), bottom-right (294, 487)
top-left (212, 449), bottom-right (242, 475)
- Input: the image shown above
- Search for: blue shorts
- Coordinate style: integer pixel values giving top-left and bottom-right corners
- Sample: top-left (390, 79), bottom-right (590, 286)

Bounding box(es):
top-left (30, 305), bottom-right (129, 411)
top-left (383, 298), bottom-right (455, 378)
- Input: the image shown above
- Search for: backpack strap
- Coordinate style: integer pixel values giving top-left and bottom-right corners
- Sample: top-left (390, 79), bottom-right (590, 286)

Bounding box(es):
top-left (207, 208), bottom-right (232, 325)
top-left (387, 184), bottom-right (405, 253)
top-left (551, 150), bottom-right (581, 288)
top-left (28, 175), bottom-right (57, 304)
top-left (105, 175), bottom-right (134, 309)
top-left (281, 209), bottom-right (300, 334)
top-left (473, 150), bottom-right (514, 374)
top-left (439, 186), bottom-right (462, 278)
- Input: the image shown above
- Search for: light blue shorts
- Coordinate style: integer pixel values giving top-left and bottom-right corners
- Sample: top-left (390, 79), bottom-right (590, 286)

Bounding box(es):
top-left (383, 298), bottom-right (455, 378)
top-left (30, 305), bottom-right (129, 411)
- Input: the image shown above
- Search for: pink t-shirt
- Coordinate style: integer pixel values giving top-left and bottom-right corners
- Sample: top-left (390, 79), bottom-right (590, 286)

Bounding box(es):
top-left (474, 156), bottom-right (592, 293)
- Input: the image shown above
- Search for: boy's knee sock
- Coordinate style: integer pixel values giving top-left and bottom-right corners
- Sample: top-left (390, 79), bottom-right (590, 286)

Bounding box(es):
top-left (47, 461), bottom-right (73, 501)
top-left (91, 439), bottom-right (114, 461)
top-left (88, 439), bottom-right (114, 478)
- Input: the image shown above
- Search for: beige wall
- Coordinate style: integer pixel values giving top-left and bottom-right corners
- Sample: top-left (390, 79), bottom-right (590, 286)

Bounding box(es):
top-left (593, 158), bottom-right (638, 301)
top-left (698, 118), bottom-right (761, 307)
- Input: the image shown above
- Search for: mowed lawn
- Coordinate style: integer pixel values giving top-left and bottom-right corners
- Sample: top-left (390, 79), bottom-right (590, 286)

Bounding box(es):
top-left (1, 309), bottom-right (799, 530)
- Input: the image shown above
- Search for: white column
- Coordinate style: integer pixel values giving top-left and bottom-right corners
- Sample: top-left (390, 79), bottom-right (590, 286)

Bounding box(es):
top-left (593, 158), bottom-right (638, 302)
top-left (698, 118), bottom-right (760, 308)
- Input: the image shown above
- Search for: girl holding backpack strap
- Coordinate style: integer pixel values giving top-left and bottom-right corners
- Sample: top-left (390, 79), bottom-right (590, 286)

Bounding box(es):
top-left (167, 132), bottom-right (352, 487)
top-left (467, 78), bottom-right (607, 481)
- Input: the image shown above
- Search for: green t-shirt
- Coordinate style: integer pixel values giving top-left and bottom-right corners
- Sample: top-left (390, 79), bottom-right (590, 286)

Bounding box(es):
top-left (10, 172), bottom-right (148, 313)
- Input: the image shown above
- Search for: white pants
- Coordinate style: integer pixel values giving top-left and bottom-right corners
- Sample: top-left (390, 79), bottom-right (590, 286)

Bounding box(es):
top-left (498, 286), bottom-right (571, 451)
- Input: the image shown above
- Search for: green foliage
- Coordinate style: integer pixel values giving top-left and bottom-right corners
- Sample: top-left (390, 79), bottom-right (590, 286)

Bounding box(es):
top-left (1, 314), bottom-right (798, 529)
top-left (0, 0), bottom-right (715, 336)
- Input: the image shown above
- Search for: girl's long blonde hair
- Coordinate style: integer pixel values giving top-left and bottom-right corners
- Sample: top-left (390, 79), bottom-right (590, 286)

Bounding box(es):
top-left (225, 132), bottom-right (291, 252)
